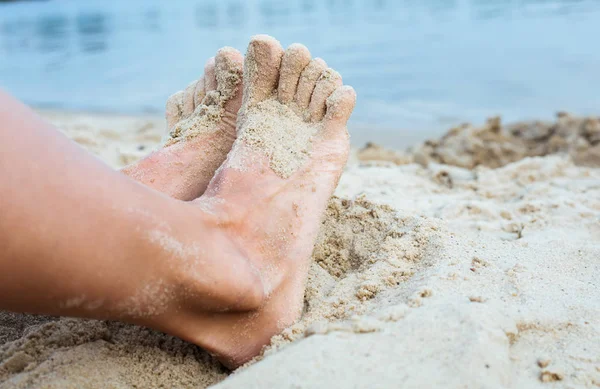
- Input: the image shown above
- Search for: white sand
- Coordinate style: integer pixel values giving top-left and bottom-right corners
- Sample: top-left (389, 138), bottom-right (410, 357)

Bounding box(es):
top-left (0, 111), bottom-right (598, 388)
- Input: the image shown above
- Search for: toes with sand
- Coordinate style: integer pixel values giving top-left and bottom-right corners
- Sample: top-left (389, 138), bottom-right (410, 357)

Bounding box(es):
top-left (231, 35), bottom-right (355, 179)
top-left (166, 47), bottom-right (244, 145)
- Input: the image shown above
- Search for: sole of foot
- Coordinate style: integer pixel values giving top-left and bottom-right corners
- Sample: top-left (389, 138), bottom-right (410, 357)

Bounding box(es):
top-left (121, 47), bottom-right (244, 201)
top-left (165, 35), bottom-right (356, 369)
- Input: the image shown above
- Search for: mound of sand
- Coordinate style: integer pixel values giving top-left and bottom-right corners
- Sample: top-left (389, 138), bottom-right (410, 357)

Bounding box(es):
top-left (356, 142), bottom-right (412, 166)
top-left (1, 112), bottom-right (598, 388)
top-left (413, 113), bottom-right (600, 169)
top-left (355, 113), bottom-right (600, 170)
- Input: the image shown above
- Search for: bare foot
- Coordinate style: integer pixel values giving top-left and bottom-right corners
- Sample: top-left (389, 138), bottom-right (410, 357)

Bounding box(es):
top-left (158, 35), bottom-right (356, 369)
top-left (121, 47), bottom-right (243, 200)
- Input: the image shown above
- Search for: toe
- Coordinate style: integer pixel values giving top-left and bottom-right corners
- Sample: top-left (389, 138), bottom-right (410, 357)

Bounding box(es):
top-left (243, 34), bottom-right (284, 107)
top-left (165, 90), bottom-right (185, 130)
top-left (295, 58), bottom-right (327, 109)
top-left (277, 44), bottom-right (311, 104)
top-left (307, 68), bottom-right (343, 122)
top-left (204, 57), bottom-right (217, 92)
top-left (214, 47), bottom-right (244, 113)
top-left (324, 85), bottom-right (357, 127)
top-left (182, 80), bottom-right (198, 117)
top-left (193, 77), bottom-right (206, 108)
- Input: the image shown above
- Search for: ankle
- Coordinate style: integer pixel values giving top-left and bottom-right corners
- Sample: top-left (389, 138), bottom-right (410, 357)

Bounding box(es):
top-left (164, 204), bottom-right (267, 312)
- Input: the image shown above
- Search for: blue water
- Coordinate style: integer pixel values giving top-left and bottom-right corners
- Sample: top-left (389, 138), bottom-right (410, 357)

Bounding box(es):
top-left (1, 0), bottom-right (599, 145)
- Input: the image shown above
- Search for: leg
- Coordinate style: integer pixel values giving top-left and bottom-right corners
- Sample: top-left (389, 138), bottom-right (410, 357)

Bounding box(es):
top-left (0, 89), bottom-right (263, 327)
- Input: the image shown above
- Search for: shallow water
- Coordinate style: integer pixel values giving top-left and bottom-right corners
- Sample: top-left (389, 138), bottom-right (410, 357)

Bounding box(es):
top-left (1, 0), bottom-right (599, 146)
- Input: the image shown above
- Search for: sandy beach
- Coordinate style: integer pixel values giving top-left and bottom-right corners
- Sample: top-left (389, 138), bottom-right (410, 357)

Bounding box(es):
top-left (0, 110), bottom-right (598, 388)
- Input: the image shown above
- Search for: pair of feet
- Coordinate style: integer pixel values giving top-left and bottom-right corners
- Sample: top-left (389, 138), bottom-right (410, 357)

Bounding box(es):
top-left (121, 35), bottom-right (356, 368)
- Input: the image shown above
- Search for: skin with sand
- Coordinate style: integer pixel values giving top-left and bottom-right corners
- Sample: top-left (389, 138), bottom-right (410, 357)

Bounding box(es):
top-left (125, 35), bottom-right (356, 367)
top-left (0, 35), bottom-right (356, 369)
top-left (121, 47), bottom-right (244, 200)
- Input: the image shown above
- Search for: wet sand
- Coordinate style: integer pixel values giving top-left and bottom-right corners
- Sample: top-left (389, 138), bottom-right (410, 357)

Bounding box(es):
top-left (0, 110), bottom-right (598, 388)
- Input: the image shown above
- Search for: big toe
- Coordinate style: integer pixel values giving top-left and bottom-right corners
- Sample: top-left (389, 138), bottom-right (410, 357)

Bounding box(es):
top-left (214, 47), bottom-right (244, 113)
top-left (243, 34), bottom-right (284, 107)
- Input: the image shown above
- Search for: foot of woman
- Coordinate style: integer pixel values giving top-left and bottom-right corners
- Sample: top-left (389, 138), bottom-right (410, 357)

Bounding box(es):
top-left (121, 47), bottom-right (243, 200)
top-left (154, 35), bottom-right (356, 369)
